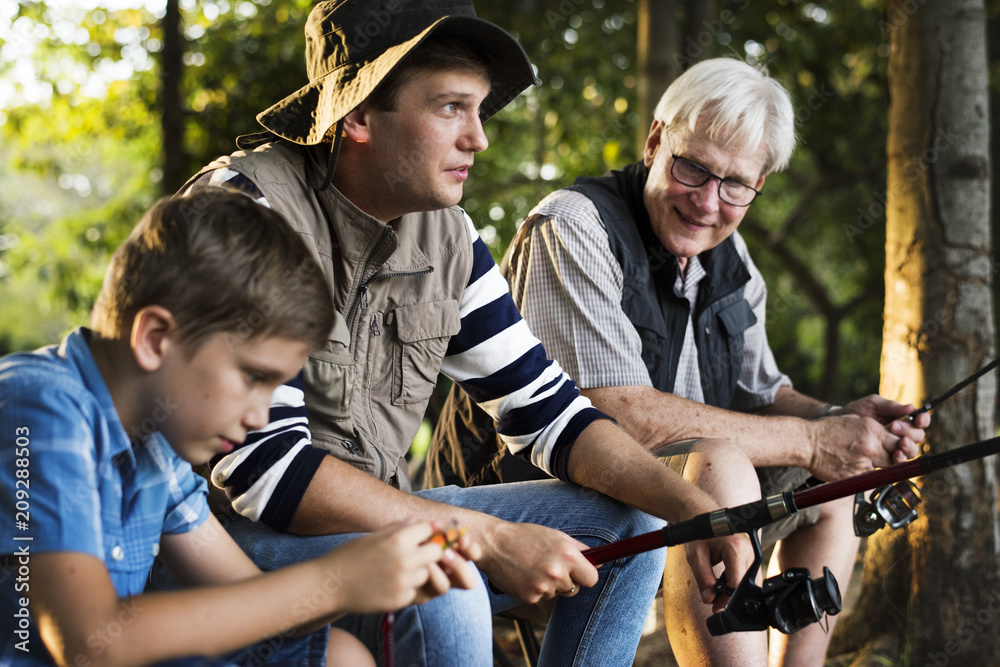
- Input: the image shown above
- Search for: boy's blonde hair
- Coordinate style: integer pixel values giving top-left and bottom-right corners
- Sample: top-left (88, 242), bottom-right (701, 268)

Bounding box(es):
top-left (91, 188), bottom-right (334, 351)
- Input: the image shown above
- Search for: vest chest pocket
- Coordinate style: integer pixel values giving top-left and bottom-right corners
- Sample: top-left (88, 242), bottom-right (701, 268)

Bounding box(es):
top-left (392, 300), bottom-right (461, 406)
top-left (304, 354), bottom-right (354, 422)
top-left (715, 299), bottom-right (757, 339)
top-left (709, 298), bottom-right (757, 406)
top-left (304, 315), bottom-right (354, 423)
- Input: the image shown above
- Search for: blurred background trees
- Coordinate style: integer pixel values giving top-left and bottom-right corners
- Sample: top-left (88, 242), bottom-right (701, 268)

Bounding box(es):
top-left (2, 2), bottom-right (1000, 660)
top-left (0, 0), bottom-right (912, 405)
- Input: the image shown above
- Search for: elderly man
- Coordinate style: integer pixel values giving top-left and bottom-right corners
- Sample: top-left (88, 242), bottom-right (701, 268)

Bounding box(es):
top-left (148, 4), bottom-right (756, 667)
top-left (428, 57), bottom-right (929, 666)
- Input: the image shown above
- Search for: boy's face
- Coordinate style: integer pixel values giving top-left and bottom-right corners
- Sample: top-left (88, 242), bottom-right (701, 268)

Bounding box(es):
top-left (155, 332), bottom-right (310, 464)
top-left (364, 66), bottom-right (490, 217)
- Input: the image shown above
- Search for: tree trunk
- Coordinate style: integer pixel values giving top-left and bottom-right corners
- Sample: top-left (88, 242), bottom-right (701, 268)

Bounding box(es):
top-left (832, 0), bottom-right (998, 664)
top-left (683, 0), bottom-right (717, 65)
top-left (636, 0), bottom-right (676, 145)
top-left (636, 0), bottom-right (719, 151)
top-left (161, 0), bottom-right (184, 196)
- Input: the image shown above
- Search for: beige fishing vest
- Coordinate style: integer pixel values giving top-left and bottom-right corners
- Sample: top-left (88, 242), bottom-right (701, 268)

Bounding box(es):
top-left (196, 141), bottom-right (474, 491)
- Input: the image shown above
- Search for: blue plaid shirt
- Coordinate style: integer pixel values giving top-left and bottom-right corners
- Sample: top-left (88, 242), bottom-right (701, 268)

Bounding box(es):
top-left (0, 328), bottom-right (210, 665)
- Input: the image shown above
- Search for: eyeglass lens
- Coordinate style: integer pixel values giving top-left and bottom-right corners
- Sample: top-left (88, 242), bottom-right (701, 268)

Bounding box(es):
top-left (671, 157), bottom-right (756, 206)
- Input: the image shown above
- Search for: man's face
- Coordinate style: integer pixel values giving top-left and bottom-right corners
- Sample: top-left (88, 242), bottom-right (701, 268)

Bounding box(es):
top-left (365, 67), bottom-right (491, 217)
top-left (155, 332), bottom-right (310, 464)
top-left (642, 120), bottom-right (767, 264)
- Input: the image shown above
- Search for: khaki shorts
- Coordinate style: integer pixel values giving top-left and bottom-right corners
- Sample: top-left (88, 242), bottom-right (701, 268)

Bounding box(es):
top-left (655, 439), bottom-right (822, 549)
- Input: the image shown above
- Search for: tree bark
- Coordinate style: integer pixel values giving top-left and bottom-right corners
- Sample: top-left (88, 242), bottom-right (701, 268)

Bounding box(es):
top-left (683, 0), bottom-right (717, 65)
top-left (161, 0), bottom-right (184, 196)
top-left (636, 0), bottom-right (677, 145)
top-left (832, 0), bottom-right (998, 663)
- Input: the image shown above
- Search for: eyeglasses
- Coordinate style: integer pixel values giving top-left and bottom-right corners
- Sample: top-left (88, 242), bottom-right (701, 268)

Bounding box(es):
top-left (669, 154), bottom-right (761, 207)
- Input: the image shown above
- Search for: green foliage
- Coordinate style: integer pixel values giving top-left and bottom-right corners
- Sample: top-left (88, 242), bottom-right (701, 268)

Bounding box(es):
top-left (0, 0), bottom-right (987, 406)
top-left (178, 0), bottom-right (313, 177)
top-left (1, 2), bottom-right (164, 353)
top-left (703, 0), bottom-right (892, 400)
top-left (469, 0), bottom-right (640, 255)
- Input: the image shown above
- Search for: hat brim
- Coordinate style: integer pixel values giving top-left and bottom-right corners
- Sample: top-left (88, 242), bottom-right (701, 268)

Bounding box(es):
top-left (257, 15), bottom-right (540, 146)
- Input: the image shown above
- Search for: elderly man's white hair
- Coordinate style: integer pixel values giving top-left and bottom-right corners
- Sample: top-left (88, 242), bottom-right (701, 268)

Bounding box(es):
top-left (653, 57), bottom-right (796, 174)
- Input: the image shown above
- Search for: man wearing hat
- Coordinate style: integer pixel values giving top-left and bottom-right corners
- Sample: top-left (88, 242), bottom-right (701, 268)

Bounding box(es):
top-left (165, 1), bottom-right (755, 665)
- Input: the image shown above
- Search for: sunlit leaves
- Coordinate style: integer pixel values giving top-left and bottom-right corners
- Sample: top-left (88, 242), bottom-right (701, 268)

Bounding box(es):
top-left (0, 0), bottom-right (983, 407)
top-left (466, 0), bottom-right (640, 256)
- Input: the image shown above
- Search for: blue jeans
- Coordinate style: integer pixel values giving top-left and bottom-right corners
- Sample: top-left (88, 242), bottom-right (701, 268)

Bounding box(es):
top-left (151, 480), bottom-right (665, 667)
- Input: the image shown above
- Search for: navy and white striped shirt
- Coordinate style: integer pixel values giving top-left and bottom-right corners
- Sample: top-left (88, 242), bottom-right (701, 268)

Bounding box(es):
top-left (190, 169), bottom-right (607, 529)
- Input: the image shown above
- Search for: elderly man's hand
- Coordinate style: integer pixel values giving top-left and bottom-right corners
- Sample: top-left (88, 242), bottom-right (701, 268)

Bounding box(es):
top-left (839, 394), bottom-right (929, 462)
top-left (808, 396), bottom-right (928, 480)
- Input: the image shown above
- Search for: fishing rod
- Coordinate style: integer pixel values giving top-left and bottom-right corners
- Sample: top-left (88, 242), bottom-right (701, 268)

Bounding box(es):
top-left (903, 357), bottom-right (1000, 423)
top-left (582, 436), bottom-right (1000, 634)
top-left (791, 356), bottom-right (1000, 499)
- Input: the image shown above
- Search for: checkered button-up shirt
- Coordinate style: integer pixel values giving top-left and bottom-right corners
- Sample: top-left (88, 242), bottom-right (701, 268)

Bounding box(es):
top-left (507, 189), bottom-right (790, 409)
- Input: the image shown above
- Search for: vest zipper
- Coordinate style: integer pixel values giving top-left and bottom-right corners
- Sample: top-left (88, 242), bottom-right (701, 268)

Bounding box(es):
top-left (353, 260), bottom-right (432, 485)
top-left (345, 227), bottom-right (396, 330)
top-left (373, 441), bottom-right (387, 482)
top-left (359, 267), bottom-right (435, 310)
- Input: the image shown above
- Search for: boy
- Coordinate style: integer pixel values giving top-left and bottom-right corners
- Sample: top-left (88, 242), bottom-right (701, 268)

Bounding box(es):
top-left (0, 189), bottom-right (478, 666)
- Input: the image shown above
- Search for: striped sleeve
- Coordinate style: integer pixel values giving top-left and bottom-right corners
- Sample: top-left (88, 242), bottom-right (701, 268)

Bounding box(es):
top-left (439, 213), bottom-right (609, 481)
top-left (185, 169), bottom-right (330, 530)
top-left (184, 168), bottom-right (270, 207)
top-left (210, 372), bottom-right (328, 530)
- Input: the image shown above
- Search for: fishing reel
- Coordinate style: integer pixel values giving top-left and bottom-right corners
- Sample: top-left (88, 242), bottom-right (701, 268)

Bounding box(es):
top-left (853, 480), bottom-right (921, 537)
top-left (707, 530), bottom-right (842, 636)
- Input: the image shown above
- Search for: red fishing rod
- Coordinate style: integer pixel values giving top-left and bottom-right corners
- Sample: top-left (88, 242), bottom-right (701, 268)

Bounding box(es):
top-left (582, 436), bottom-right (1000, 635)
top-left (583, 355), bottom-right (1000, 566)
top-left (583, 435), bottom-right (1000, 566)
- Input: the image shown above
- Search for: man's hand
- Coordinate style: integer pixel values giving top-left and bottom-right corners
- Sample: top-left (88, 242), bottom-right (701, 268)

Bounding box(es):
top-left (475, 520), bottom-right (598, 604)
top-left (809, 395), bottom-right (929, 480)
top-left (683, 533), bottom-right (755, 614)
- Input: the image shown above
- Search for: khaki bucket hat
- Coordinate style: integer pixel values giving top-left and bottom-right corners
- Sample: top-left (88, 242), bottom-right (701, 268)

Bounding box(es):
top-left (256, 0), bottom-right (541, 146)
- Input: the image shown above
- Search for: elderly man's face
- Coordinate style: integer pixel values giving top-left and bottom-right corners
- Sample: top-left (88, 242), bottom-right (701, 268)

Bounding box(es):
top-left (642, 120), bottom-right (767, 269)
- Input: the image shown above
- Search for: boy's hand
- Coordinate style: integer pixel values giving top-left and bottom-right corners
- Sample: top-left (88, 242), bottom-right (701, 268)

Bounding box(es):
top-left (417, 521), bottom-right (481, 602)
top-left (321, 520), bottom-right (479, 612)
